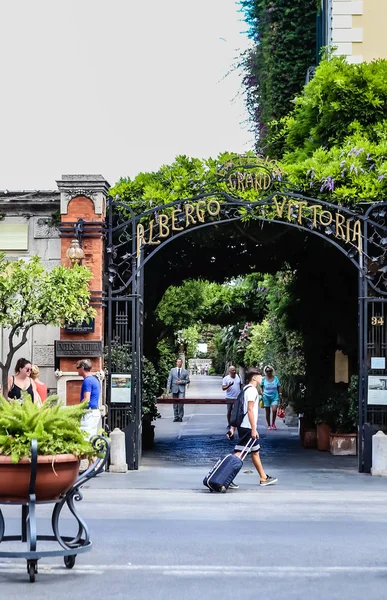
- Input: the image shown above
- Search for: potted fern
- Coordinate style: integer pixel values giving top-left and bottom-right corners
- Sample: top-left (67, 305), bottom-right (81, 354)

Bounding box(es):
top-left (0, 395), bottom-right (95, 501)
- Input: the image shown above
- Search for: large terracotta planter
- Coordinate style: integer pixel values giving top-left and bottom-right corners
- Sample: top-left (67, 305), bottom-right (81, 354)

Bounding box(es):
top-left (317, 423), bottom-right (332, 452)
top-left (0, 454), bottom-right (80, 502)
top-left (330, 433), bottom-right (357, 456)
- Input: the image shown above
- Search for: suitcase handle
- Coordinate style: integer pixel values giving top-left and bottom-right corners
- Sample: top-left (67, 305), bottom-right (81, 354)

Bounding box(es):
top-left (239, 436), bottom-right (257, 461)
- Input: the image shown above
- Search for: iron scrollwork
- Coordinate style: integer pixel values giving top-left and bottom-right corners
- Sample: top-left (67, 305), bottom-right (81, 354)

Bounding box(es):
top-left (105, 158), bottom-right (387, 474)
top-left (51, 435), bottom-right (110, 551)
top-left (0, 436), bottom-right (110, 582)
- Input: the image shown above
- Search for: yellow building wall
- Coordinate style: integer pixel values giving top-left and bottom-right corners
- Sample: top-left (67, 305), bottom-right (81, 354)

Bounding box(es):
top-left (353, 0), bottom-right (387, 61)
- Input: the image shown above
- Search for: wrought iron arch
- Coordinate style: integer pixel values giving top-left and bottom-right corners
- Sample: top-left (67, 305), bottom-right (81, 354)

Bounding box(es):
top-left (106, 180), bottom-right (387, 472)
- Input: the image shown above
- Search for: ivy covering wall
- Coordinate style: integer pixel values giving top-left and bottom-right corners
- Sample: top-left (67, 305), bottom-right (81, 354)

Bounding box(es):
top-left (239, 0), bottom-right (318, 151)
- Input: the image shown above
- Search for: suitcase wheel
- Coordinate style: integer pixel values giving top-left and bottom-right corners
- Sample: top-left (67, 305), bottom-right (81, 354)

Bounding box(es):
top-left (220, 486), bottom-right (227, 494)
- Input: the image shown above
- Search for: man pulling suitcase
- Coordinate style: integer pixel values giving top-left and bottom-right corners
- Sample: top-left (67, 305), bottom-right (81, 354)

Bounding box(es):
top-left (204, 367), bottom-right (277, 492)
top-left (232, 367), bottom-right (277, 487)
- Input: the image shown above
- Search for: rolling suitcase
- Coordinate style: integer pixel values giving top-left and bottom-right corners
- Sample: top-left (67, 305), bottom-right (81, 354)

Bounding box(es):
top-left (203, 438), bottom-right (255, 493)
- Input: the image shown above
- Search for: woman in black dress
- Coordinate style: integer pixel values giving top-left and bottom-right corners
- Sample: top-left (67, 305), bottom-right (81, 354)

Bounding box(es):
top-left (8, 358), bottom-right (37, 402)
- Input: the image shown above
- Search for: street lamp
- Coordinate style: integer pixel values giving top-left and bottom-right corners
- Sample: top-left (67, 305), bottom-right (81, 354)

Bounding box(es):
top-left (66, 239), bottom-right (85, 267)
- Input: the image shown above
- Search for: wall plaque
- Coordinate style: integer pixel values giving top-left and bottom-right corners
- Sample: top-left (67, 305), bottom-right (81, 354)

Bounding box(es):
top-left (335, 349), bottom-right (349, 383)
top-left (64, 319), bottom-right (95, 334)
top-left (55, 340), bottom-right (103, 357)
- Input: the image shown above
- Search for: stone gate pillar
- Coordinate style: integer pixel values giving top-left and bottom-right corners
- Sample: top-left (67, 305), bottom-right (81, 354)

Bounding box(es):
top-left (56, 175), bottom-right (110, 405)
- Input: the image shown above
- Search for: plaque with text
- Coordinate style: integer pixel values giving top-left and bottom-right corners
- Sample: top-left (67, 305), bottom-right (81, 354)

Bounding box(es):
top-left (111, 374), bottom-right (131, 403)
top-left (64, 319), bottom-right (95, 334)
top-left (334, 350), bottom-right (349, 383)
top-left (368, 376), bottom-right (387, 405)
top-left (55, 340), bottom-right (103, 357)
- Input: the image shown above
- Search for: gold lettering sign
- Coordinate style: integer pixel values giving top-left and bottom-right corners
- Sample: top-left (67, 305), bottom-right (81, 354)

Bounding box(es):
top-left (137, 200), bottom-right (222, 256)
top-left (136, 198), bottom-right (363, 257)
top-left (228, 171), bottom-right (271, 192)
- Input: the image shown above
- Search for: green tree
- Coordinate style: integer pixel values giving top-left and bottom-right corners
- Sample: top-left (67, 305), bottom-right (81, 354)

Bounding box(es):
top-left (156, 275), bottom-right (268, 330)
top-left (156, 280), bottom-right (206, 328)
top-left (244, 318), bottom-right (272, 366)
top-left (243, 271), bottom-right (306, 403)
top-left (0, 254), bottom-right (95, 397)
top-left (179, 326), bottom-right (200, 361)
top-left (156, 338), bottom-right (178, 392)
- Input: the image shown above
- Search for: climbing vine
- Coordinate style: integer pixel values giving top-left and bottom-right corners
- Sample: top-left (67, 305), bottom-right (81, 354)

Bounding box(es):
top-left (239, 0), bottom-right (318, 152)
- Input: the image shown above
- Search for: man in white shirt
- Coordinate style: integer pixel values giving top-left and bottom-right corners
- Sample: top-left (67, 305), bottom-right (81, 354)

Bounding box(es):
top-left (222, 365), bottom-right (241, 435)
top-left (232, 367), bottom-right (278, 487)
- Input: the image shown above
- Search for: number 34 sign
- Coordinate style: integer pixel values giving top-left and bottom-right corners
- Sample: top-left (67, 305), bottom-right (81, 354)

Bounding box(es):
top-left (372, 316), bottom-right (385, 326)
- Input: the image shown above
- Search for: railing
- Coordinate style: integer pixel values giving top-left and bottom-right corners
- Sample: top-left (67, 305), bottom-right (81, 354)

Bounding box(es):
top-left (157, 397), bottom-right (233, 404)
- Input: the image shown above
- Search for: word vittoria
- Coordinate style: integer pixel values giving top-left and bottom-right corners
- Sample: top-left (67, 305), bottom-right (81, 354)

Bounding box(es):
top-left (136, 198), bottom-right (362, 256)
top-left (271, 198), bottom-right (362, 253)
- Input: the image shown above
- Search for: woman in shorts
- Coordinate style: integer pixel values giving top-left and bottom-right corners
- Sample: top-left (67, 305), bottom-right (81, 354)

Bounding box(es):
top-left (261, 365), bottom-right (281, 430)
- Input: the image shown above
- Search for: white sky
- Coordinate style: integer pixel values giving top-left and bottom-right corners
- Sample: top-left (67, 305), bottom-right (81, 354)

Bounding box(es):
top-left (0, 0), bottom-right (252, 190)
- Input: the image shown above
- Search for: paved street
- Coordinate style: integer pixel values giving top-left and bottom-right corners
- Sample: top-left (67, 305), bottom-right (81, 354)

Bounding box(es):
top-left (1, 375), bottom-right (387, 599)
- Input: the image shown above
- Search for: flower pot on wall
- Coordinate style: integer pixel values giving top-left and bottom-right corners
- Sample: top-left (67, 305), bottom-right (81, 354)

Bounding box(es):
top-left (330, 433), bottom-right (357, 456)
top-left (317, 423), bottom-right (332, 452)
top-left (0, 454), bottom-right (80, 502)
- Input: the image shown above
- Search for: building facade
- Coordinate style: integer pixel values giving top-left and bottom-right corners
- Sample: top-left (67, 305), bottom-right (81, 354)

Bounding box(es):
top-left (0, 190), bottom-right (60, 393)
top-left (319, 0), bottom-right (387, 64)
top-left (0, 175), bottom-right (109, 405)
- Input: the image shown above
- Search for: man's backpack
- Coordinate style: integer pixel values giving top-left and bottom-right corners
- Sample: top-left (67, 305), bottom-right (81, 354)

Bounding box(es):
top-left (229, 385), bottom-right (252, 428)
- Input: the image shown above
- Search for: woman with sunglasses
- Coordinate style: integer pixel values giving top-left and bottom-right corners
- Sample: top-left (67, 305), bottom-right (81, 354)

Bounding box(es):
top-left (8, 358), bottom-right (37, 403)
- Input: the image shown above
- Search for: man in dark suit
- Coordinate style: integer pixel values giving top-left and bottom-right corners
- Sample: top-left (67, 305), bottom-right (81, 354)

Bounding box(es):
top-left (167, 358), bottom-right (190, 422)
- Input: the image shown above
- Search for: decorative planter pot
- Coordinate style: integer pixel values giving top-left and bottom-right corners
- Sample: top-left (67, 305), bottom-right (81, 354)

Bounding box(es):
top-left (0, 454), bottom-right (80, 502)
top-left (317, 423), bottom-right (332, 452)
top-left (303, 429), bottom-right (317, 449)
top-left (330, 433), bottom-right (357, 456)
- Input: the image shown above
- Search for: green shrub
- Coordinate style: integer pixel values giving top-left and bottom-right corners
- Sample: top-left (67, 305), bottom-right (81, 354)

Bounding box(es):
top-left (239, 0), bottom-right (318, 151)
top-left (282, 57), bottom-right (387, 155)
top-left (282, 132), bottom-right (387, 203)
top-left (0, 395), bottom-right (94, 463)
top-left (156, 338), bottom-right (178, 393)
top-left (316, 376), bottom-right (358, 433)
top-left (142, 358), bottom-right (160, 421)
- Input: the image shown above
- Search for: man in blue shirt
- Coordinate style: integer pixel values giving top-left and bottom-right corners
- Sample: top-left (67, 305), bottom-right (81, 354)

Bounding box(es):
top-left (76, 359), bottom-right (101, 439)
